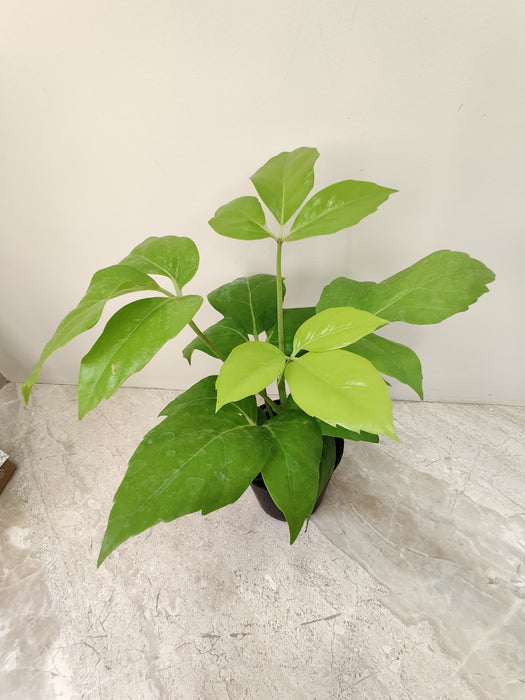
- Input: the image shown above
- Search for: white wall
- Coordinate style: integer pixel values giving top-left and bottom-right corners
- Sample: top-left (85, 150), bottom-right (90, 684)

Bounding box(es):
top-left (1, 1), bottom-right (524, 405)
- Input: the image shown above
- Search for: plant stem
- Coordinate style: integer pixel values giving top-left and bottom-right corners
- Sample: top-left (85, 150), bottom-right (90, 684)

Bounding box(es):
top-left (188, 321), bottom-right (226, 361)
top-left (234, 405), bottom-right (256, 426)
top-left (276, 240), bottom-right (285, 352)
top-left (275, 238), bottom-right (287, 408)
top-left (166, 279), bottom-right (226, 362)
top-left (259, 389), bottom-right (281, 415)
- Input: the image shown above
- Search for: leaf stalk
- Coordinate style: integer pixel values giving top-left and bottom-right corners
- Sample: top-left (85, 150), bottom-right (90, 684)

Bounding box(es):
top-left (275, 237), bottom-right (288, 408)
top-left (188, 321), bottom-right (227, 361)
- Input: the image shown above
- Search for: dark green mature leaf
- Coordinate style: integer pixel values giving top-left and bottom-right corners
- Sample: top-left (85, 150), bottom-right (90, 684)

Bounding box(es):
top-left (160, 375), bottom-right (218, 417)
top-left (317, 251), bottom-right (495, 324)
top-left (348, 334), bottom-right (423, 399)
top-left (215, 341), bottom-right (287, 410)
top-left (364, 250), bottom-right (495, 323)
top-left (292, 307), bottom-right (388, 355)
top-left (120, 236), bottom-right (199, 291)
top-left (316, 278), bottom-right (375, 312)
top-left (286, 180), bottom-right (397, 242)
top-left (267, 307), bottom-right (316, 355)
top-left (183, 317), bottom-right (248, 363)
top-left (317, 437), bottom-right (336, 500)
top-left (285, 350), bottom-right (397, 440)
top-left (22, 265), bottom-right (164, 402)
top-left (98, 410), bottom-right (273, 565)
top-left (78, 295), bottom-right (202, 418)
top-left (159, 375), bottom-right (258, 424)
top-left (261, 411), bottom-right (323, 543)
top-left (208, 196), bottom-right (272, 240)
top-left (207, 275), bottom-right (285, 336)
top-left (250, 147), bottom-right (319, 225)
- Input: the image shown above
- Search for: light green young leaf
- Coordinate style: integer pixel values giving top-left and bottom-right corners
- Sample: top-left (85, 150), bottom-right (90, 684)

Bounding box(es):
top-left (159, 375), bottom-right (258, 424)
top-left (120, 236), bottom-right (199, 291)
top-left (78, 295), bottom-right (202, 418)
top-left (261, 411), bottom-right (323, 543)
top-left (292, 307), bottom-right (388, 355)
top-left (22, 264), bottom-right (164, 402)
top-left (317, 251), bottom-right (495, 324)
top-left (316, 420), bottom-right (379, 443)
top-left (215, 341), bottom-right (287, 410)
top-left (348, 333), bottom-right (423, 399)
top-left (98, 409), bottom-right (272, 565)
top-left (182, 317), bottom-right (248, 363)
top-left (288, 388), bottom-right (379, 442)
top-left (208, 196), bottom-right (273, 240)
top-left (250, 147), bottom-right (319, 225)
top-left (207, 275), bottom-right (285, 336)
top-left (286, 180), bottom-right (397, 242)
top-left (266, 307), bottom-right (316, 356)
top-left (285, 350), bottom-right (397, 440)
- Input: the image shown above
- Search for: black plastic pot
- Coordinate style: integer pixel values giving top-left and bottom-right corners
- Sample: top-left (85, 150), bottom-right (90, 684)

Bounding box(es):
top-left (250, 436), bottom-right (345, 521)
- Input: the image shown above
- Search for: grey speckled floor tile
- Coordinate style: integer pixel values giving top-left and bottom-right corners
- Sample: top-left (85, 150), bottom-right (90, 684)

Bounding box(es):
top-left (1, 383), bottom-right (523, 699)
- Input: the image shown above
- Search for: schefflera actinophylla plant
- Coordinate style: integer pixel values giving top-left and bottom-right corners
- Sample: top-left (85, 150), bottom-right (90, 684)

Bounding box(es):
top-left (21, 147), bottom-right (495, 565)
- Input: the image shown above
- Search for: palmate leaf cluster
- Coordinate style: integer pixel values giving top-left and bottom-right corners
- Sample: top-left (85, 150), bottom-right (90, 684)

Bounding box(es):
top-left (22, 147), bottom-right (495, 565)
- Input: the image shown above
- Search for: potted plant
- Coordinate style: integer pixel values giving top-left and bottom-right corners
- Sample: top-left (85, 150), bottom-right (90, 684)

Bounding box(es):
top-left (22, 147), bottom-right (494, 566)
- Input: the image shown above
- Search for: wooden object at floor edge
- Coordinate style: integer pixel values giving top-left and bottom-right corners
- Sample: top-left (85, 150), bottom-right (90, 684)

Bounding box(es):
top-left (0, 454), bottom-right (16, 495)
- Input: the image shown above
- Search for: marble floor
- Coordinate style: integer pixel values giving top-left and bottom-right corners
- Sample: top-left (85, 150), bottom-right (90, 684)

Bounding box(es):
top-left (0, 383), bottom-right (524, 699)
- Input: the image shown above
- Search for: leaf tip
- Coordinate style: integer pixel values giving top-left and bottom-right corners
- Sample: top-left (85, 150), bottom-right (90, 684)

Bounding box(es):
top-left (21, 382), bottom-right (31, 405)
top-left (77, 394), bottom-right (91, 420)
top-left (97, 546), bottom-right (110, 568)
top-left (288, 525), bottom-right (302, 545)
top-left (388, 426), bottom-right (400, 443)
top-left (97, 530), bottom-right (118, 567)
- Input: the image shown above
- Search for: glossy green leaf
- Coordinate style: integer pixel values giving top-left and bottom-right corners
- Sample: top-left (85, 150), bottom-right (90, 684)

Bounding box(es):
top-left (316, 278), bottom-right (375, 312)
top-left (287, 395), bottom-right (379, 442)
top-left (207, 275), bottom-right (285, 336)
top-left (208, 196), bottom-right (272, 240)
top-left (292, 307), bottom-right (388, 355)
top-left (216, 341), bottom-right (287, 411)
top-left (120, 236), bottom-right (199, 290)
top-left (182, 317), bottom-right (248, 363)
top-left (286, 180), bottom-right (397, 242)
top-left (250, 147), bottom-right (319, 225)
top-left (317, 251), bottom-right (495, 324)
top-left (22, 265), bottom-right (164, 402)
top-left (159, 375), bottom-right (258, 423)
top-left (317, 437), bottom-right (336, 500)
top-left (348, 334), bottom-right (423, 399)
top-left (78, 295), bottom-right (202, 418)
top-left (98, 409), bottom-right (272, 564)
top-left (266, 307), bottom-right (316, 355)
top-left (364, 250), bottom-right (495, 323)
top-left (261, 411), bottom-right (323, 543)
top-left (285, 350), bottom-right (397, 440)
top-left (160, 375), bottom-right (218, 417)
